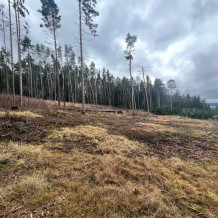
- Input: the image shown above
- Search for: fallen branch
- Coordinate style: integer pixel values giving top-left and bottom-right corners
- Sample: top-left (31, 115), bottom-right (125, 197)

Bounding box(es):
top-left (162, 190), bottom-right (203, 215)
top-left (176, 201), bottom-right (202, 215)
top-left (1, 132), bottom-right (11, 138)
top-left (0, 206), bottom-right (23, 217)
top-left (207, 129), bottom-right (218, 136)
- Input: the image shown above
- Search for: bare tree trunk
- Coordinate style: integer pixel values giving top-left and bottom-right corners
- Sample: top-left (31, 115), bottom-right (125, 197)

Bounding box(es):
top-left (134, 93), bottom-right (137, 111)
top-left (62, 69), bottom-right (65, 107)
top-left (39, 65), bottom-right (43, 99)
top-left (35, 75), bottom-right (38, 98)
top-left (2, 10), bottom-right (9, 94)
top-left (67, 65), bottom-right (73, 103)
top-left (74, 73), bottom-right (77, 103)
top-left (170, 91), bottom-right (173, 113)
top-left (94, 71), bottom-right (97, 105)
top-left (54, 65), bottom-right (56, 101)
top-left (8, 0), bottom-right (15, 104)
top-left (129, 59), bottom-right (135, 114)
top-left (79, 1), bottom-right (85, 113)
top-left (46, 69), bottom-right (51, 99)
top-left (49, 66), bottom-right (54, 100)
top-left (142, 67), bottom-right (150, 113)
top-left (89, 79), bottom-right (95, 104)
top-left (28, 50), bottom-right (33, 97)
top-left (157, 90), bottom-right (160, 108)
top-left (137, 87), bottom-right (140, 109)
top-left (53, 24), bottom-right (60, 106)
top-left (67, 67), bottom-right (71, 102)
top-left (15, 0), bottom-right (23, 107)
top-left (107, 86), bottom-right (111, 106)
top-left (50, 70), bottom-right (54, 100)
top-left (149, 85), bottom-right (152, 110)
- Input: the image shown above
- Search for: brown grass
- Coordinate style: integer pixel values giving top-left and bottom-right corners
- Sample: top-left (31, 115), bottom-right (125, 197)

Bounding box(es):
top-left (0, 100), bottom-right (217, 217)
top-left (0, 111), bottom-right (43, 118)
top-left (0, 94), bottom-right (119, 111)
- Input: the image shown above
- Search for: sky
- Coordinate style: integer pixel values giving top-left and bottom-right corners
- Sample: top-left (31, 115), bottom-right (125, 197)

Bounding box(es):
top-left (1, 0), bottom-right (218, 103)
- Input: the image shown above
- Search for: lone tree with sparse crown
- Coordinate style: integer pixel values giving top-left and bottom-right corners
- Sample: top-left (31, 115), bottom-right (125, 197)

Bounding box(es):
top-left (124, 33), bottom-right (137, 114)
top-left (38, 0), bottom-right (61, 106)
top-left (78, 0), bottom-right (99, 114)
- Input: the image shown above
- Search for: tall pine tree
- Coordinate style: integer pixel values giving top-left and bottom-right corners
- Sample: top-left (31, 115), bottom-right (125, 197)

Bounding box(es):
top-left (38, 0), bottom-right (61, 106)
top-left (78, 0), bottom-right (99, 113)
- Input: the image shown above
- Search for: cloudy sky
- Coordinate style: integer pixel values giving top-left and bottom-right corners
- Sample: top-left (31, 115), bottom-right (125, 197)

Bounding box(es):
top-left (2, 0), bottom-right (218, 102)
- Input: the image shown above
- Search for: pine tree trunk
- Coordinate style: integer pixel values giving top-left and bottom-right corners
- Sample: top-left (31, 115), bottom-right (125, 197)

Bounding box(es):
top-left (2, 10), bottom-right (9, 94)
top-left (129, 59), bottom-right (135, 114)
top-left (142, 67), bottom-right (150, 113)
top-left (138, 88), bottom-right (140, 109)
top-left (67, 66), bottom-right (72, 102)
top-left (89, 79), bottom-right (95, 104)
top-left (79, 1), bottom-right (85, 113)
top-left (54, 66), bottom-right (57, 101)
top-left (35, 75), bottom-right (38, 98)
top-left (68, 65), bottom-right (74, 104)
top-left (170, 92), bottom-right (173, 113)
top-left (15, 0), bottom-right (23, 107)
top-left (150, 86), bottom-right (152, 110)
top-left (8, 0), bottom-right (15, 104)
top-left (46, 69), bottom-right (51, 99)
top-left (49, 66), bottom-right (54, 100)
top-left (39, 65), bottom-right (43, 99)
top-left (157, 90), bottom-right (161, 108)
top-left (28, 50), bottom-right (33, 97)
top-left (94, 73), bottom-right (97, 105)
top-left (62, 69), bottom-right (65, 107)
top-left (74, 74), bottom-right (77, 103)
top-left (53, 25), bottom-right (60, 106)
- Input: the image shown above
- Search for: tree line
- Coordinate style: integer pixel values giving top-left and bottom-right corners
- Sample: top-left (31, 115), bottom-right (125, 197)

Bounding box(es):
top-left (0, 0), bottom-right (216, 119)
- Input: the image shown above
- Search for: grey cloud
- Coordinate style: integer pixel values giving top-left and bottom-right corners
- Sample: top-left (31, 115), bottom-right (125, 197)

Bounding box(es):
top-left (192, 0), bottom-right (218, 25)
top-left (16, 0), bottom-right (218, 101)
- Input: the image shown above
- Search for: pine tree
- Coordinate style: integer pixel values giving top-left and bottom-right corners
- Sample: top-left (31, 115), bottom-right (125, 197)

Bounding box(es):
top-left (78, 0), bottom-right (99, 113)
top-left (8, 0), bottom-right (15, 104)
top-left (124, 33), bottom-right (137, 114)
top-left (0, 5), bottom-right (9, 94)
top-left (13, 0), bottom-right (29, 107)
top-left (38, 0), bottom-right (61, 106)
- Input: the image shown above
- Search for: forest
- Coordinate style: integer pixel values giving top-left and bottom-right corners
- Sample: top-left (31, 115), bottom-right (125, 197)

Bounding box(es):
top-left (0, 0), bottom-right (217, 118)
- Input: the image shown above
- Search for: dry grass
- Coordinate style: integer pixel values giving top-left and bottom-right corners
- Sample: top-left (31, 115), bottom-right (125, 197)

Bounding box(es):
top-left (0, 104), bottom-right (218, 217)
top-left (136, 122), bottom-right (178, 133)
top-left (48, 125), bottom-right (145, 156)
top-left (0, 110), bottom-right (43, 118)
top-left (48, 125), bottom-right (108, 140)
top-left (0, 94), bottom-right (119, 112)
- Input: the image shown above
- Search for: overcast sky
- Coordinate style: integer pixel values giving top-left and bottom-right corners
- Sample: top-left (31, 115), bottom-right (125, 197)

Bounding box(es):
top-left (2, 0), bottom-right (218, 102)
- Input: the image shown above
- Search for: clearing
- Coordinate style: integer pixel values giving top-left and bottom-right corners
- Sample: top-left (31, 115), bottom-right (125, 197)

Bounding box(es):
top-left (0, 103), bottom-right (217, 217)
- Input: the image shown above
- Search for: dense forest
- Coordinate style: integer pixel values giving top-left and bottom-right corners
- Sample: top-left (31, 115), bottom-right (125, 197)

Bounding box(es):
top-left (0, 0), bottom-right (217, 119)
